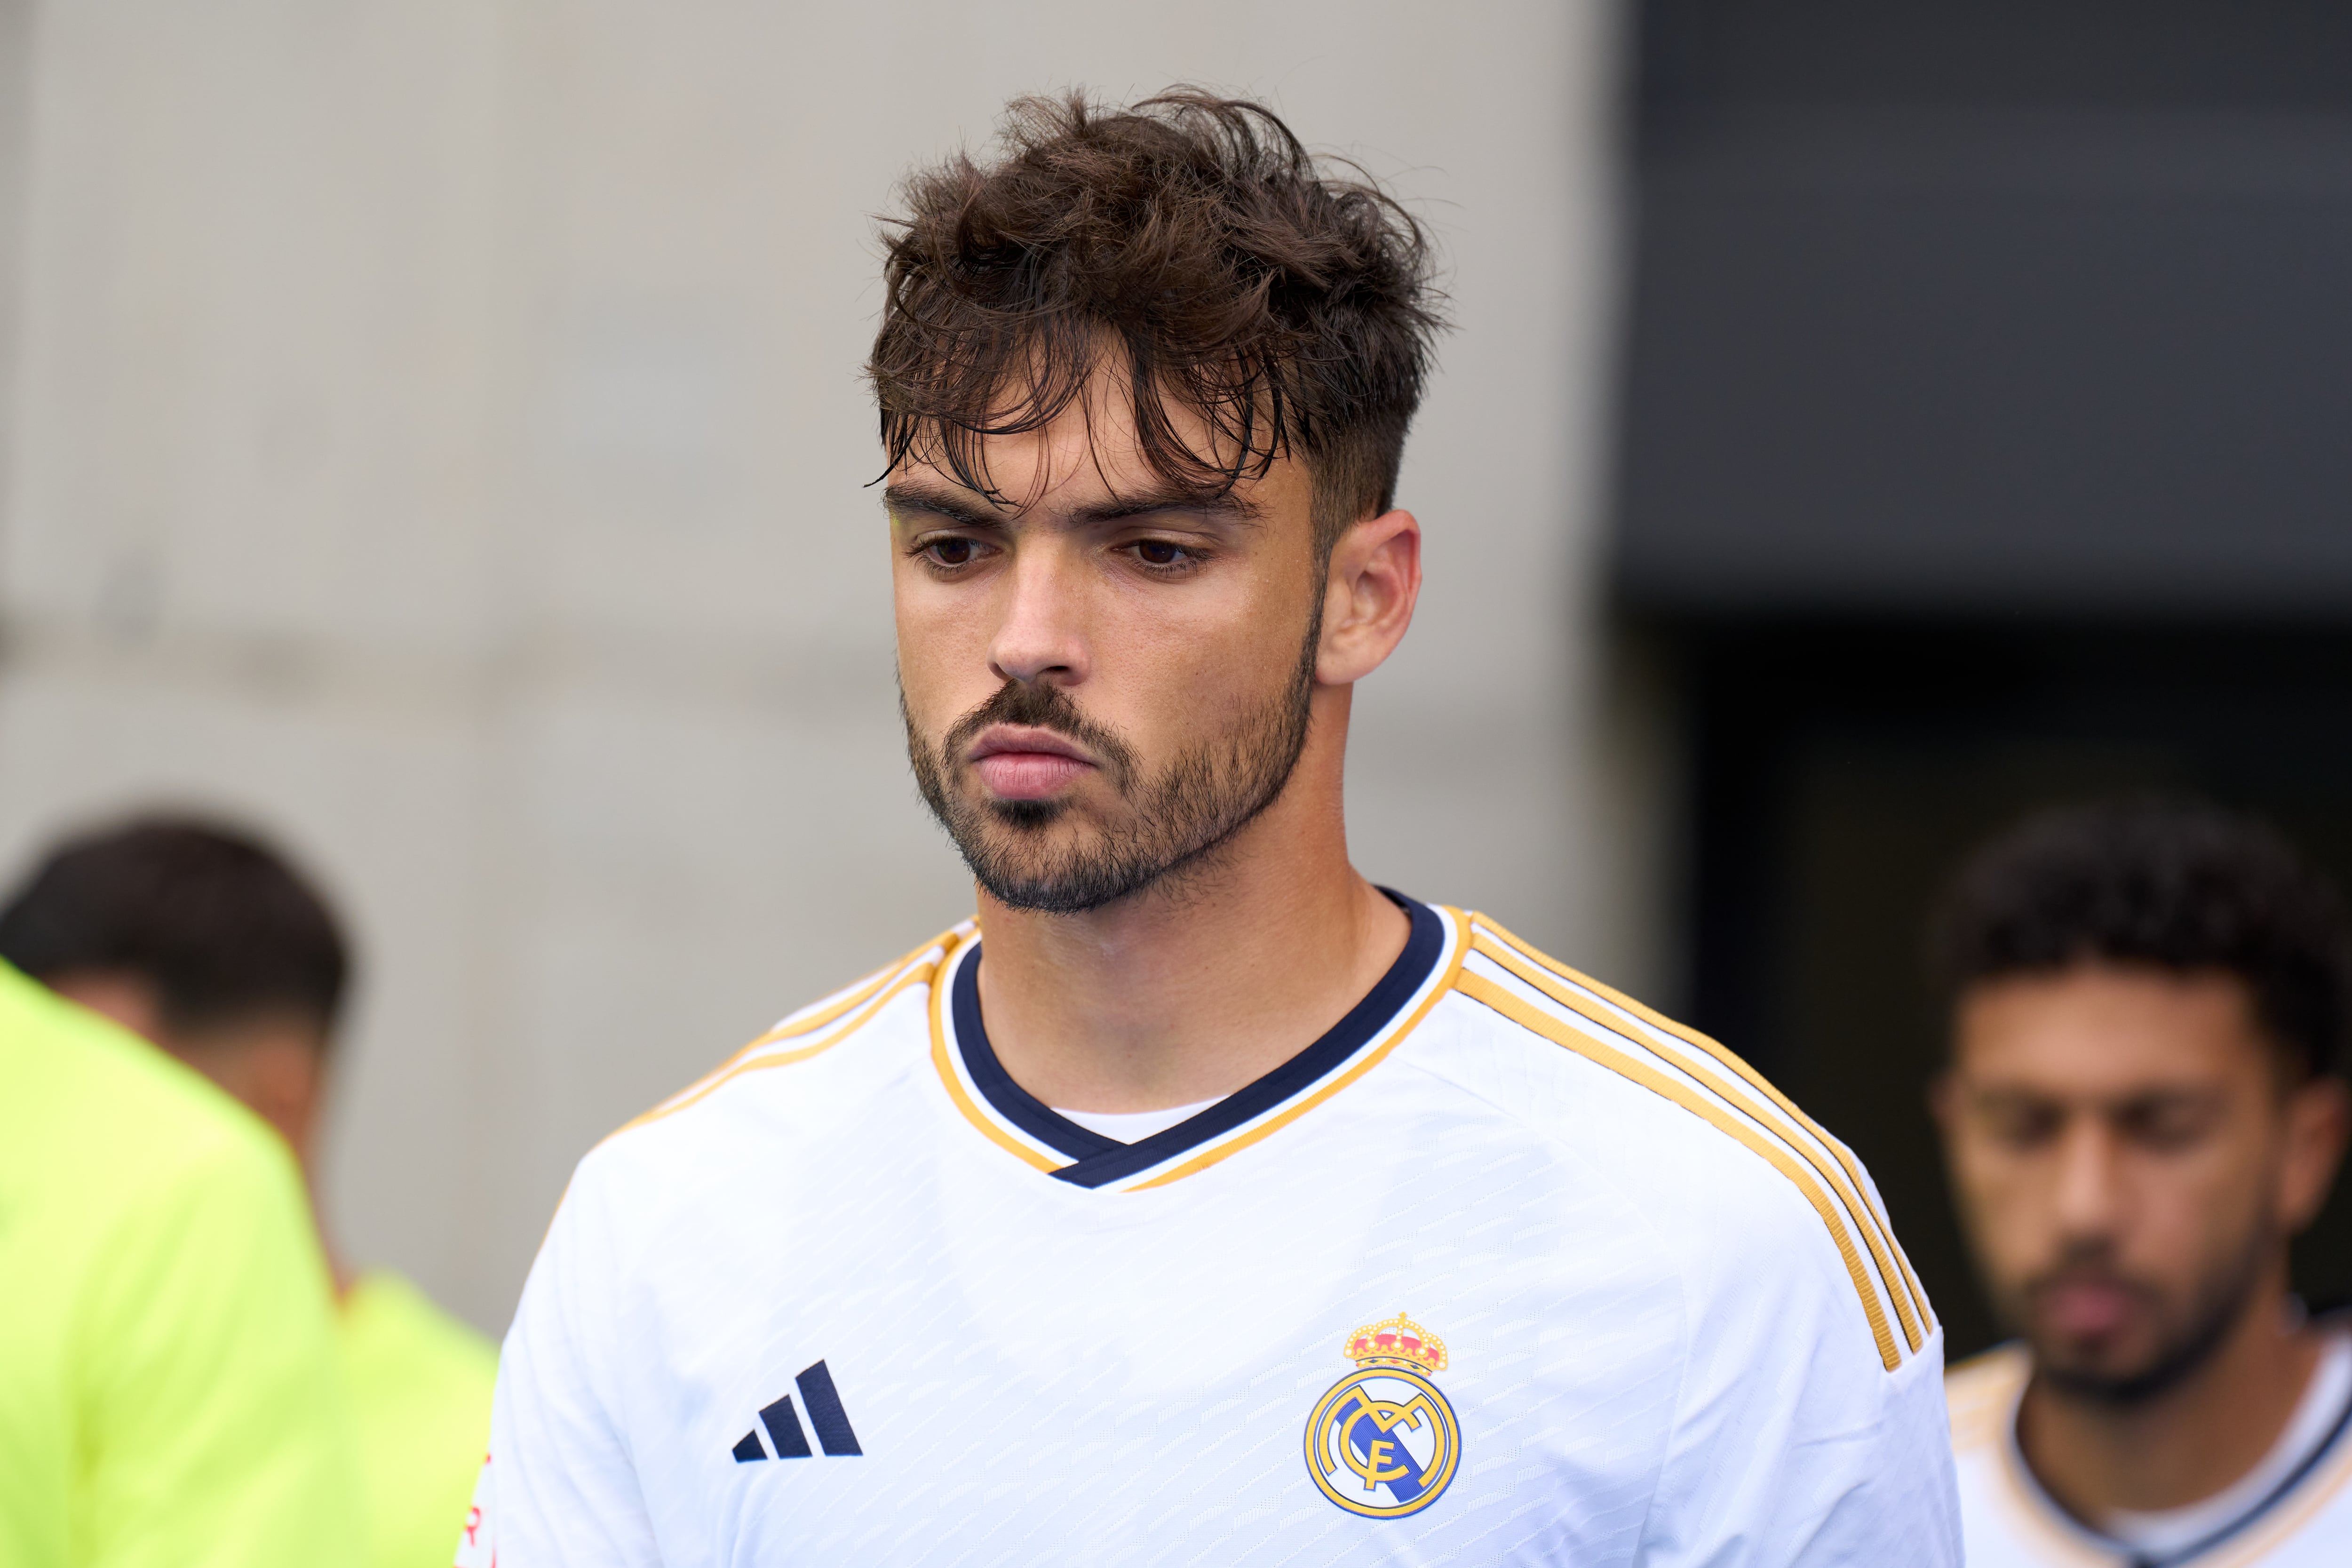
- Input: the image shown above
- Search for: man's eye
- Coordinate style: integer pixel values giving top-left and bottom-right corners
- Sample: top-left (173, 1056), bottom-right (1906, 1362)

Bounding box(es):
top-left (1134, 540), bottom-right (1187, 566)
top-left (926, 539), bottom-right (979, 567)
top-left (1981, 1104), bottom-right (2062, 1148)
top-left (2121, 1102), bottom-right (2215, 1150)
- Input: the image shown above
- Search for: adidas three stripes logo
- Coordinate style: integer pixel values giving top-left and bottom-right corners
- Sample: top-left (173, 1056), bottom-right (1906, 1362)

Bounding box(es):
top-left (731, 1360), bottom-right (863, 1462)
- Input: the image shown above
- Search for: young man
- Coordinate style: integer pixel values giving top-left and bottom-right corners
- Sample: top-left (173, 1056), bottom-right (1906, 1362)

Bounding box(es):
top-left (472, 90), bottom-right (1957, 1565)
top-left (1933, 800), bottom-right (2352, 1565)
top-left (0, 818), bottom-right (499, 1568)
top-left (0, 956), bottom-right (358, 1568)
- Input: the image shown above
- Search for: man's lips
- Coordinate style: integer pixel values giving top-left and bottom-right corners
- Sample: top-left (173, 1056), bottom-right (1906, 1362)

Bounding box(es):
top-left (968, 726), bottom-right (1096, 802)
top-left (2032, 1277), bottom-right (2143, 1341)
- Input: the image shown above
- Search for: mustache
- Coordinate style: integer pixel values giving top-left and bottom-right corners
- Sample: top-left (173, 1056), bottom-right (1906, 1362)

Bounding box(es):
top-left (2023, 1267), bottom-right (2160, 1302)
top-left (941, 679), bottom-right (1139, 788)
top-left (2018, 1242), bottom-right (2161, 1313)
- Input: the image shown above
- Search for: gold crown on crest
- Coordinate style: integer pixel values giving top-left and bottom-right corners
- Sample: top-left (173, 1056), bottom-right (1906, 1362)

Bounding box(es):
top-left (1343, 1312), bottom-right (1447, 1374)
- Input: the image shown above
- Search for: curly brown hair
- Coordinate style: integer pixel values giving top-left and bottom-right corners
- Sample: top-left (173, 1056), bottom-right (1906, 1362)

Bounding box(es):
top-left (1929, 797), bottom-right (2352, 1081)
top-left (869, 88), bottom-right (1445, 554)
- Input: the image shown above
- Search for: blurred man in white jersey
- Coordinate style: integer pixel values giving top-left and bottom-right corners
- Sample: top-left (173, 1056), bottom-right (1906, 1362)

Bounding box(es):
top-left (469, 89), bottom-right (1958, 1566)
top-left (1934, 800), bottom-right (2352, 1566)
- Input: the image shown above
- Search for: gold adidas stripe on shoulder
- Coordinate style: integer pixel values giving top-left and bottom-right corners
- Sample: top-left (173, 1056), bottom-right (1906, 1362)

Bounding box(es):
top-left (610, 927), bottom-right (961, 1140)
top-left (1467, 937), bottom-right (1928, 1355)
top-left (1472, 916), bottom-right (1933, 1343)
top-left (1457, 921), bottom-right (1923, 1371)
top-left (1454, 968), bottom-right (1904, 1371)
top-left (756, 926), bottom-right (963, 1046)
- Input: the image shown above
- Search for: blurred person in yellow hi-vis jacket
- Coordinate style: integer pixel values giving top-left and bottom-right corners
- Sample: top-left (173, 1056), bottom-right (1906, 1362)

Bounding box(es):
top-left (0, 958), bottom-right (362, 1567)
top-left (0, 817), bottom-right (498, 1568)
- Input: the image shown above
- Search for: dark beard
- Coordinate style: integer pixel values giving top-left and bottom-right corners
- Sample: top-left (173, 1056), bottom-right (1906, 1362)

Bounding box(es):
top-left (904, 610), bottom-right (1320, 915)
top-left (2024, 1221), bottom-right (2274, 1407)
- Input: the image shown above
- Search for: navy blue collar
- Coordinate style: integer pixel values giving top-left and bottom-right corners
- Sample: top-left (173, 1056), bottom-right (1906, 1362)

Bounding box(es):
top-left (949, 891), bottom-right (1446, 1188)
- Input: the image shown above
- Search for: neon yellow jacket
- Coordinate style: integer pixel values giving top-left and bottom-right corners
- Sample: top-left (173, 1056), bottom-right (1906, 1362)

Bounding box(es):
top-left (339, 1272), bottom-right (497, 1568)
top-left (0, 962), bottom-right (362, 1568)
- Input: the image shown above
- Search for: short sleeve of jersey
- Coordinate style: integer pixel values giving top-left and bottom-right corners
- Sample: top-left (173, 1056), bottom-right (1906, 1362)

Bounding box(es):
top-left (74, 1105), bottom-right (362, 1568)
top-left (466, 1154), bottom-right (660, 1568)
top-left (1637, 1170), bottom-right (1961, 1566)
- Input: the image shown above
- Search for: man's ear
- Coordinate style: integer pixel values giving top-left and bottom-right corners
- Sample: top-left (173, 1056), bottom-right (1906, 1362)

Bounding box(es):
top-left (47, 968), bottom-right (167, 1043)
top-left (2280, 1073), bottom-right (2352, 1233)
top-left (1316, 509), bottom-right (1421, 686)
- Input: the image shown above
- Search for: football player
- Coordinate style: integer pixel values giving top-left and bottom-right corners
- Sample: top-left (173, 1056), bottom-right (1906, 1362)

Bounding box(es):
top-left (1935, 800), bottom-right (2352, 1565)
top-left (471, 88), bottom-right (1959, 1565)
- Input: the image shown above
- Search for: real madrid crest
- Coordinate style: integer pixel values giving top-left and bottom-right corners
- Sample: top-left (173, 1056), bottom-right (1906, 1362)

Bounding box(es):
top-left (1303, 1312), bottom-right (1461, 1519)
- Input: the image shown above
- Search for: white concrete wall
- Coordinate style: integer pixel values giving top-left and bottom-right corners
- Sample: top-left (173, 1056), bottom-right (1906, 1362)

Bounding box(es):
top-left (0, 0), bottom-right (1628, 1334)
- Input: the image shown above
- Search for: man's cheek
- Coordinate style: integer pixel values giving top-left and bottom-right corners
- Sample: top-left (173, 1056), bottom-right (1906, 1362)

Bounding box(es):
top-left (1971, 1174), bottom-right (2049, 1286)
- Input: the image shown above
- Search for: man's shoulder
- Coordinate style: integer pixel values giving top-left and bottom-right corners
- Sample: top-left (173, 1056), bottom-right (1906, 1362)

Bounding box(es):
top-left (1426, 912), bottom-right (1852, 1192)
top-left (1415, 911), bottom-right (1937, 1375)
top-left (586, 923), bottom-right (969, 1170)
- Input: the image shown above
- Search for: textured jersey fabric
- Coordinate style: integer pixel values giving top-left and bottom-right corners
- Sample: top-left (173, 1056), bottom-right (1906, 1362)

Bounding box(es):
top-left (469, 900), bottom-right (1959, 1566)
top-left (1948, 1341), bottom-right (2352, 1566)
top-left (337, 1271), bottom-right (498, 1568)
top-left (0, 961), bottom-right (361, 1568)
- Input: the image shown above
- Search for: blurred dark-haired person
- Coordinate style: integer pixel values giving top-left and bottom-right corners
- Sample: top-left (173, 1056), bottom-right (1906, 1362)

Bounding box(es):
top-left (0, 940), bottom-right (358, 1563)
top-left (467, 89), bottom-right (1958, 1567)
top-left (1931, 799), bottom-right (2352, 1565)
top-left (0, 817), bottom-right (498, 1568)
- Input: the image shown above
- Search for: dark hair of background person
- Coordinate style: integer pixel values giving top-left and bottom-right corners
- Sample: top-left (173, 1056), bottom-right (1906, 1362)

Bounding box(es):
top-left (0, 816), bottom-right (349, 1041)
top-left (1927, 797), bottom-right (2352, 1083)
top-left (868, 87), bottom-right (1447, 557)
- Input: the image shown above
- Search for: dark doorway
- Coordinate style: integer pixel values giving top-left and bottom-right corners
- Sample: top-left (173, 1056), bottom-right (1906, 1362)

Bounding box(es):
top-left (1615, 2), bottom-right (2352, 1359)
top-left (1672, 620), bottom-right (2352, 1357)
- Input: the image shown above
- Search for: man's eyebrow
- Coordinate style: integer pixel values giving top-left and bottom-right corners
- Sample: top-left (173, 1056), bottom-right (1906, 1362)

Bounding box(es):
top-left (2112, 1087), bottom-right (2224, 1112)
top-left (884, 480), bottom-right (1263, 530)
top-left (1069, 488), bottom-right (1262, 527)
top-left (882, 483), bottom-right (1009, 529)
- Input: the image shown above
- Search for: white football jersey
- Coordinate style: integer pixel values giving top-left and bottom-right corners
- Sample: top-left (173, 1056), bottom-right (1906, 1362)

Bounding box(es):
top-left (1949, 1340), bottom-right (2352, 1567)
top-left (464, 898), bottom-right (1958, 1566)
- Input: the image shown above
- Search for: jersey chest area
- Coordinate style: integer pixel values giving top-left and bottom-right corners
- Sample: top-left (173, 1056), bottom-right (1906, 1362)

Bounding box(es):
top-left (611, 1106), bottom-right (1687, 1567)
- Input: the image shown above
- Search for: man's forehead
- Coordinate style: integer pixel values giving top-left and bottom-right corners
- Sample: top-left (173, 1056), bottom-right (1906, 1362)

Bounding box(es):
top-left (1961, 965), bottom-right (2256, 1030)
top-left (1956, 999), bottom-right (2263, 1096)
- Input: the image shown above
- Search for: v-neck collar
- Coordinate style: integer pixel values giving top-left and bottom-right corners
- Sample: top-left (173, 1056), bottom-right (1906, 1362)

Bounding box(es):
top-left (1994, 1323), bottom-right (2352, 1567)
top-left (935, 892), bottom-right (1454, 1191)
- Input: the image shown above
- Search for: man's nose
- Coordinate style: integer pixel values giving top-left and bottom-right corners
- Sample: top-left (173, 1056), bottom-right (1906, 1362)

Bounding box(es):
top-left (987, 546), bottom-right (1089, 688)
top-left (2050, 1118), bottom-right (2124, 1242)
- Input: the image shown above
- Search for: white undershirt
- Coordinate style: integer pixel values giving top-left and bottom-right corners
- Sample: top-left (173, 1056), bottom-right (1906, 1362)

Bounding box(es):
top-left (2097, 1327), bottom-right (2352, 1556)
top-left (1053, 1098), bottom-right (1222, 1144)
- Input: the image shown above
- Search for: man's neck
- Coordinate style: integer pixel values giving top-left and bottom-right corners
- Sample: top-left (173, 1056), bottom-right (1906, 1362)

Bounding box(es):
top-left (2018, 1270), bottom-right (2320, 1521)
top-left (972, 743), bottom-right (1410, 1114)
